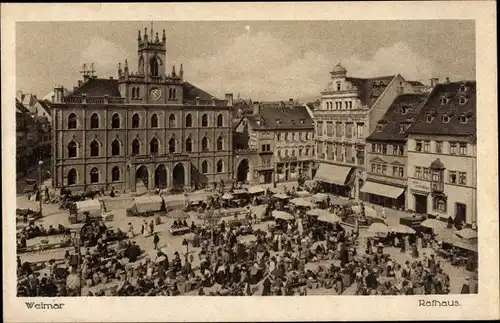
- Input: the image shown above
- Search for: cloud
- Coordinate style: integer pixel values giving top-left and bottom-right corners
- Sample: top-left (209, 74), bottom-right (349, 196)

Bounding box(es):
top-left (79, 36), bottom-right (129, 78)
top-left (176, 33), bottom-right (434, 101)
top-left (344, 42), bottom-right (435, 82)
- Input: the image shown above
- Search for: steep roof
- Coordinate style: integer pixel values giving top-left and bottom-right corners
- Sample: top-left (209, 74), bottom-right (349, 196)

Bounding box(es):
top-left (246, 105), bottom-right (314, 130)
top-left (37, 100), bottom-right (52, 116)
top-left (346, 75), bottom-right (396, 108)
top-left (367, 93), bottom-right (429, 142)
top-left (407, 81), bottom-right (476, 136)
top-left (408, 81), bottom-right (425, 87)
top-left (67, 77), bottom-right (122, 98)
top-left (182, 82), bottom-right (216, 101)
top-left (16, 98), bottom-right (30, 114)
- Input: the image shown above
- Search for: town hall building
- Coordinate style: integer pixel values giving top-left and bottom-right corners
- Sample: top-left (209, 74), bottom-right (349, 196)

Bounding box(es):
top-left (50, 27), bottom-right (234, 193)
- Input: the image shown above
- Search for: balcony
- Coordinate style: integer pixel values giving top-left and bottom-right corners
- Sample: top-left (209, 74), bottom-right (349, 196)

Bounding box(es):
top-left (431, 181), bottom-right (444, 193)
top-left (127, 153), bottom-right (189, 164)
top-left (234, 148), bottom-right (258, 154)
top-left (259, 150), bottom-right (274, 155)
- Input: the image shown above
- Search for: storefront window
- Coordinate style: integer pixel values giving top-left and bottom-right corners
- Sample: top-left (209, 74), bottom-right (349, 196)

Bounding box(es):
top-left (433, 196), bottom-right (447, 212)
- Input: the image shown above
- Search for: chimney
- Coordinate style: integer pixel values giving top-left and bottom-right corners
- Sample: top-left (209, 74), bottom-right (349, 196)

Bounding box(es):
top-left (225, 93), bottom-right (234, 106)
top-left (445, 77), bottom-right (451, 84)
top-left (430, 78), bottom-right (439, 87)
top-left (78, 80), bottom-right (83, 87)
top-left (252, 102), bottom-right (261, 115)
top-left (53, 85), bottom-right (64, 103)
top-left (289, 98), bottom-right (293, 103)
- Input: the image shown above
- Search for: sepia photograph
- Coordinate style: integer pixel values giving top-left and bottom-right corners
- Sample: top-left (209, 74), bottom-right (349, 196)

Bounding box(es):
top-left (2, 2), bottom-right (499, 322)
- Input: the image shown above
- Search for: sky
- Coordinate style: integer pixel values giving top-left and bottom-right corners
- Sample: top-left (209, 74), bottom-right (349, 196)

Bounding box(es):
top-left (16, 20), bottom-right (475, 101)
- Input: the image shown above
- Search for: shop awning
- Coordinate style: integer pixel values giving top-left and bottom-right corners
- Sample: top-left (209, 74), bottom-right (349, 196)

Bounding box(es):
top-left (314, 163), bottom-right (353, 186)
top-left (360, 181), bottom-right (405, 199)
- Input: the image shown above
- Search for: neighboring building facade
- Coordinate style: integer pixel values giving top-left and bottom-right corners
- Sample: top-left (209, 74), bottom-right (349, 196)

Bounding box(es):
top-left (233, 103), bottom-right (315, 185)
top-left (406, 81), bottom-right (476, 224)
top-left (16, 99), bottom-right (52, 175)
top-left (313, 63), bottom-right (419, 199)
top-left (363, 93), bottom-right (429, 210)
top-left (50, 27), bottom-right (234, 193)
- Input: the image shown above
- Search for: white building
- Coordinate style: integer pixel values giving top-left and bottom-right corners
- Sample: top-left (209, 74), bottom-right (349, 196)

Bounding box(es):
top-left (406, 81), bottom-right (476, 225)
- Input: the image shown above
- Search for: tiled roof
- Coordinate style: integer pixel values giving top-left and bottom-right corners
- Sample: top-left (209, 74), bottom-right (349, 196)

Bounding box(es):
top-left (67, 78), bottom-right (122, 98)
top-left (246, 105), bottom-right (314, 130)
top-left (37, 100), bottom-right (52, 116)
top-left (16, 98), bottom-right (30, 114)
top-left (182, 82), bottom-right (215, 101)
top-left (408, 81), bottom-right (425, 86)
top-left (346, 75), bottom-right (396, 108)
top-left (407, 81), bottom-right (476, 136)
top-left (367, 93), bottom-right (429, 142)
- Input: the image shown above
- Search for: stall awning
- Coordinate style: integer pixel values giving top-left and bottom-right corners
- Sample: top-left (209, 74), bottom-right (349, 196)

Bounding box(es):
top-left (314, 163), bottom-right (353, 186)
top-left (360, 181), bottom-right (405, 199)
top-left (134, 195), bottom-right (165, 213)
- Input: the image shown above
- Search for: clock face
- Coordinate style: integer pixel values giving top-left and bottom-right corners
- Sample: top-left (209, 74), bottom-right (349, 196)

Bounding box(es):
top-left (150, 88), bottom-right (162, 100)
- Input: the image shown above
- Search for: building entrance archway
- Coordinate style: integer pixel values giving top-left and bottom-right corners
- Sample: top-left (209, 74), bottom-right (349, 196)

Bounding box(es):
top-left (135, 165), bottom-right (149, 193)
top-left (172, 163), bottom-right (185, 189)
top-left (237, 158), bottom-right (250, 183)
top-left (155, 164), bottom-right (167, 189)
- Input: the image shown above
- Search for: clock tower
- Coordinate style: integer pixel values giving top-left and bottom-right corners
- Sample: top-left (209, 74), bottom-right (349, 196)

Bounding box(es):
top-left (117, 25), bottom-right (184, 104)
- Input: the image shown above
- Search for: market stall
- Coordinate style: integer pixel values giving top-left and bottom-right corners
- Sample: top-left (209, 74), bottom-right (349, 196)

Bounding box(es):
top-left (290, 198), bottom-right (314, 208)
top-left (126, 195), bottom-right (166, 217)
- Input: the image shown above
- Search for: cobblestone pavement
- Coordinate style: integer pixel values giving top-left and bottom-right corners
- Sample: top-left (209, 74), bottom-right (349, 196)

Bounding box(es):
top-left (16, 180), bottom-right (474, 295)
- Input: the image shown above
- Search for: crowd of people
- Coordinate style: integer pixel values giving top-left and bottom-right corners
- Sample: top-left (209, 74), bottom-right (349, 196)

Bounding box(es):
top-left (17, 181), bottom-right (478, 297)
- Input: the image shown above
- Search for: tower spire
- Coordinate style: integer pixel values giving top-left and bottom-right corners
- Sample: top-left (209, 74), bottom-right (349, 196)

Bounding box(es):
top-left (144, 27), bottom-right (148, 40)
top-left (150, 21), bottom-right (154, 39)
top-left (162, 29), bottom-right (166, 42)
top-left (179, 63), bottom-right (184, 79)
top-left (172, 65), bottom-right (176, 77)
top-left (138, 29), bottom-right (141, 42)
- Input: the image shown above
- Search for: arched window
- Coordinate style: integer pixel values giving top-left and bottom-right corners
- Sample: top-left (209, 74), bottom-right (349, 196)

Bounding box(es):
top-left (111, 113), bottom-right (120, 129)
top-left (201, 114), bottom-right (208, 127)
top-left (111, 166), bottom-right (120, 182)
top-left (90, 113), bottom-right (99, 129)
top-left (90, 167), bottom-right (99, 183)
top-left (150, 138), bottom-right (159, 154)
top-left (185, 138), bottom-right (192, 152)
top-left (132, 113), bottom-right (140, 128)
top-left (169, 114), bottom-right (176, 128)
top-left (201, 160), bottom-right (208, 174)
top-left (217, 160), bottom-right (224, 173)
top-left (68, 113), bottom-right (77, 129)
top-left (131, 139), bottom-right (140, 155)
top-left (217, 114), bottom-right (223, 127)
top-left (150, 56), bottom-right (159, 77)
top-left (185, 114), bottom-right (192, 128)
top-left (67, 141), bottom-right (77, 158)
top-left (151, 114), bottom-right (159, 128)
top-left (90, 140), bottom-right (100, 157)
top-left (201, 137), bottom-right (209, 152)
top-left (67, 168), bottom-right (77, 185)
top-left (169, 138), bottom-right (176, 153)
top-left (111, 139), bottom-right (120, 156)
top-left (217, 136), bottom-right (223, 151)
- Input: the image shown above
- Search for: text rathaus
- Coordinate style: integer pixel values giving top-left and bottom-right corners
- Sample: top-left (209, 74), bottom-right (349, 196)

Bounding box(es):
top-left (50, 27), bottom-right (234, 193)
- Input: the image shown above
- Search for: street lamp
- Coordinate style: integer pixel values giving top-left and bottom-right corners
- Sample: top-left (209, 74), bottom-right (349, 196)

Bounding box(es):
top-left (69, 225), bottom-right (84, 296)
top-left (38, 160), bottom-right (43, 214)
top-left (182, 238), bottom-right (189, 263)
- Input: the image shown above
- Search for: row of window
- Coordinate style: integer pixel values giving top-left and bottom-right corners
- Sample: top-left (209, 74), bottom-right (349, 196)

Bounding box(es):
top-left (414, 167), bottom-right (467, 185)
top-left (277, 148), bottom-right (312, 158)
top-left (316, 122), bottom-right (364, 139)
top-left (324, 100), bottom-right (353, 110)
top-left (425, 112), bottom-right (469, 124)
top-left (68, 113), bottom-right (225, 130)
top-left (370, 163), bottom-right (405, 178)
top-left (66, 160), bottom-right (226, 185)
top-left (318, 144), bottom-right (365, 165)
top-left (372, 144), bottom-right (405, 156)
top-left (276, 131), bottom-right (311, 141)
top-left (415, 140), bottom-right (467, 155)
top-left (67, 136), bottom-right (226, 158)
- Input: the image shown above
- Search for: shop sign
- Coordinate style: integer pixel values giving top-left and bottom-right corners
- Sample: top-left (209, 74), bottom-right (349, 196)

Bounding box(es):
top-left (411, 179), bottom-right (430, 191)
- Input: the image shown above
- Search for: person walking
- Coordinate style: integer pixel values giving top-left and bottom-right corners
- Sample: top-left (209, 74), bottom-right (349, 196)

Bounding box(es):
top-left (153, 233), bottom-right (160, 251)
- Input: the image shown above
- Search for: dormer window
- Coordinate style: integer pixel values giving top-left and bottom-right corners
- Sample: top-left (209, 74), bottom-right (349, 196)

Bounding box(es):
top-left (459, 95), bottom-right (468, 105)
top-left (376, 124), bottom-right (383, 132)
top-left (426, 113), bottom-right (435, 123)
top-left (256, 120), bottom-right (261, 126)
top-left (276, 119), bottom-right (282, 125)
top-left (442, 114), bottom-right (450, 123)
top-left (291, 120), bottom-right (296, 125)
top-left (458, 84), bottom-right (467, 94)
top-left (399, 124), bottom-right (405, 133)
top-left (440, 95), bottom-right (450, 105)
top-left (336, 81), bottom-right (341, 91)
top-left (300, 119), bottom-right (305, 124)
top-left (460, 114), bottom-right (468, 124)
top-left (401, 106), bottom-right (409, 115)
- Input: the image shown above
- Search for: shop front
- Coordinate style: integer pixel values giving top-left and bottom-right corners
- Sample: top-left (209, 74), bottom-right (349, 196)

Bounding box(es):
top-left (313, 163), bottom-right (354, 198)
top-left (408, 179), bottom-right (431, 215)
top-left (360, 180), bottom-right (406, 210)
